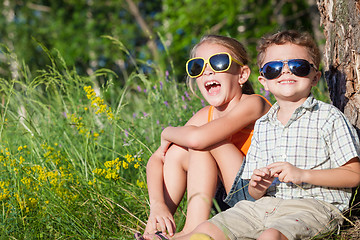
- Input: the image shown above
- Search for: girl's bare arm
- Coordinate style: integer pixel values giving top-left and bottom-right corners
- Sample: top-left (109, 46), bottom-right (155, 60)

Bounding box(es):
top-left (161, 95), bottom-right (270, 150)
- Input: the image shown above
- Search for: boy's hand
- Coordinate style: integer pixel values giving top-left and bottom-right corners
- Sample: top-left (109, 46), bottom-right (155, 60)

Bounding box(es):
top-left (144, 202), bottom-right (176, 238)
top-left (267, 162), bottom-right (304, 185)
top-left (250, 167), bottom-right (275, 192)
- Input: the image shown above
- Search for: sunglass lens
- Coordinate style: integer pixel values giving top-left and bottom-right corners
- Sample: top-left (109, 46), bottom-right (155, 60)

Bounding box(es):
top-left (210, 54), bottom-right (230, 71)
top-left (288, 59), bottom-right (310, 77)
top-left (188, 59), bottom-right (204, 77)
top-left (263, 61), bottom-right (283, 79)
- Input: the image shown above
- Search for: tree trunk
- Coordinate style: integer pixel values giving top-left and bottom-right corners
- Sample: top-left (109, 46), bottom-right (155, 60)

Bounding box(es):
top-left (317, 0), bottom-right (360, 136)
top-left (317, 0), bottom-right (360, 215)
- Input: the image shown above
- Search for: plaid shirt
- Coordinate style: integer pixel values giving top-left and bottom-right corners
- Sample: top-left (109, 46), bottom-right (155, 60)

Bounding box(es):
top-left (243, 95), bottom-right (360, 211)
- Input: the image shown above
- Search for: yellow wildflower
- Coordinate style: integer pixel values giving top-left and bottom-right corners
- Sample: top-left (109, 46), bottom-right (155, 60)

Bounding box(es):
top-left (0, 192), bottom-right (9, 201)
top-left (137, 180), bottom-right (146, 189)
top-left (122, 161), bottom-right (129, 169)
top-left (19, 156), bottom-right (25, 164)
top-left (88, 179), bottom-right (96, 185)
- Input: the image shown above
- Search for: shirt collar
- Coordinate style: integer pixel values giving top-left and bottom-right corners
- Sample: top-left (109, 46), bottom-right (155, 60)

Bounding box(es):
top-left (261, 94), bottom-right (317, 123)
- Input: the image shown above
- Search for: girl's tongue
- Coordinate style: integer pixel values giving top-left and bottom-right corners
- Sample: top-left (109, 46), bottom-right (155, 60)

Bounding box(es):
top-left (205, 81), bottom-right (221, 95)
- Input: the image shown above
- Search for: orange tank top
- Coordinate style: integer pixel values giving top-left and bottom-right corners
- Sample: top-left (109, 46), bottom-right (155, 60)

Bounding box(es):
top-left (207, 94), bottom-right (272, 155)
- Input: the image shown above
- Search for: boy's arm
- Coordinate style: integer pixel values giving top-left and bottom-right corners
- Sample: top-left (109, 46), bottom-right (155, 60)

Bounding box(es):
top-left (268, 157), bottom-right (360, 188)
top-left (161, 95), bottom-right (269, 150)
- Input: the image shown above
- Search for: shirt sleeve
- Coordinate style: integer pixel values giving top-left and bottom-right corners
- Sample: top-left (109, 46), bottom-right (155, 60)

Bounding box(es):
top-left (324, 107), bottom-right (360, 166)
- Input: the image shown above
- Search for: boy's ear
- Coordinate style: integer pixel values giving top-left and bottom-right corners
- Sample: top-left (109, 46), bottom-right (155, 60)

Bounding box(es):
top-left (238, 65), bottom-right (251, 86)
top-left (311, 71), bottom-right (322, 86)
top-left (258, 75), bottom-right (269, 90)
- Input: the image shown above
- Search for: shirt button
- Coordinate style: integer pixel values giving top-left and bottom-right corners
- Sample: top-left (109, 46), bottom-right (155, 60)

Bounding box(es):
top-left (282, 154), bottom-right (287, 159)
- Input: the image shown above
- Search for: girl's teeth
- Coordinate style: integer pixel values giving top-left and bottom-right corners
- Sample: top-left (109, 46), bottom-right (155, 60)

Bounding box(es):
top-left (205, 81), bottom-right (217, 86)
top-left (205, 81), bottom-right (221, 94)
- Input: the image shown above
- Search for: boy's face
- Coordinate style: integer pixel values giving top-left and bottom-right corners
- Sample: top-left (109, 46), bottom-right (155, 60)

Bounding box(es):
top-left (258, 43), bottom-right (321, 104)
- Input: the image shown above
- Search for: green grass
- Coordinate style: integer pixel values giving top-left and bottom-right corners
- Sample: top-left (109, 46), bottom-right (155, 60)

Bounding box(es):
top-left (0, 46), bottom-right (204, 239)
top-left (2, 43), bottom-right (355, 239)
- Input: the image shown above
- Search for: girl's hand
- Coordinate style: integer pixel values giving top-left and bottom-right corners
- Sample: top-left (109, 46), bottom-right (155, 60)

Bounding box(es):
top-left (267, 162), bottom-right (304, 185)
top-left (150, 146), bottom-right (166, 163)
top-left (160, 135), bottom-right (172, 156)
top-left (144, 202), bottom-right (176, 238)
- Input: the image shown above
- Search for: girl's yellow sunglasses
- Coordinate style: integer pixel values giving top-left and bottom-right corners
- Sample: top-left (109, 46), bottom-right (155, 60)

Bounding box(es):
top-left (186, 52), bottom-right (243, 78)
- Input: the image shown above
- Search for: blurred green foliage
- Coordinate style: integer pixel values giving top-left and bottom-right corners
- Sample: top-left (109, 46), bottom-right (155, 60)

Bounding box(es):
top-left (0, 0), bottom-right (323, 86)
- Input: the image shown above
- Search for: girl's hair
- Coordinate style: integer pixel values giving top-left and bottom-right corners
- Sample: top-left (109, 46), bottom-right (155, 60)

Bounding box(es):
top-left (257, 30), bottom-right (321, 69)
top-left (187, 35), bottom-right (254, 95)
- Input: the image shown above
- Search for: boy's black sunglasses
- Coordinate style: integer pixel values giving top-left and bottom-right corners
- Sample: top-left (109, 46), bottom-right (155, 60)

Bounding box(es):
top-left (259, 59), bottom-right (317, 80)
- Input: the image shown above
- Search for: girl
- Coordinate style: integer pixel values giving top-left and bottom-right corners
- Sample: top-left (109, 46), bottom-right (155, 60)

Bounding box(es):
top-left (137, 35), bottom-right (271, 240)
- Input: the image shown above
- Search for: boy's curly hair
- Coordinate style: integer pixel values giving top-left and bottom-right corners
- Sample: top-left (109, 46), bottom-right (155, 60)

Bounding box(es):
top-left (257, 30), bottom-right (321, 69)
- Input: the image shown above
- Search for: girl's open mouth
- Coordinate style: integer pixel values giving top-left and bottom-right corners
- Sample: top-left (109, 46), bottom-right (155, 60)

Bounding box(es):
top-left (205, 80), bottom-right (221, 94)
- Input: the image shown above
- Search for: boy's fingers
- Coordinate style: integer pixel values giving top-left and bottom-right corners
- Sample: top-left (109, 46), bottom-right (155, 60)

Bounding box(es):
top-left (253, 168), bottom-right (266, 177)
top-left (268, 165), bottom-right (284, 177)
top-left (267, 162), bottom-right (285, 169)
top-left (250, 181), bottom-right (257, 187)
top-left (251, 173), bottom-right (262, 182)
top-left (262, 167), bottom-right (271, 176)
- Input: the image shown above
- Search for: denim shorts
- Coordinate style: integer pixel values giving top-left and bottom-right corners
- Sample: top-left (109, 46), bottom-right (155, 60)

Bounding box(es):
top-left (223, 159), bottom-right (254, 207)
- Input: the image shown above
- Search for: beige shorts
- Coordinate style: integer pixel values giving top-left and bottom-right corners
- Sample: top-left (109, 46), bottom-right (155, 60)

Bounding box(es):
top-left (208, 197), bottom-right (343, 240)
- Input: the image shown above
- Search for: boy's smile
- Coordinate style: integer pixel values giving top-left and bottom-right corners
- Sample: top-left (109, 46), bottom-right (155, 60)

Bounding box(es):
top-left (278, 79), bottom-right (296, 84)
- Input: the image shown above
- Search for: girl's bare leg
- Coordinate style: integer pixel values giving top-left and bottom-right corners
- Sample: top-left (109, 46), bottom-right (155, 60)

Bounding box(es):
top-left (144, 221), bottom-right (228, 240)
top-left (145, 142), bottom-right (241, 237)
top-left (176, 221), bottom-right (228, 240)
top-left (144, 144), bottom-right (189, 236)
top-left (172, 142), bottom-right (243, 237)
top-left (163, 145), bottom-right (190, 214)
top-left (209, 141), bottom-right (244, 193)
top-left (175, 149), bottom-right (218, 237)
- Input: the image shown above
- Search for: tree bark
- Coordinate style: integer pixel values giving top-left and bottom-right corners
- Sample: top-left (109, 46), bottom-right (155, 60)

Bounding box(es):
top-left (317, 0), bottom-right (360, 215)
top-left (317, 0), bottom-right (360, 137)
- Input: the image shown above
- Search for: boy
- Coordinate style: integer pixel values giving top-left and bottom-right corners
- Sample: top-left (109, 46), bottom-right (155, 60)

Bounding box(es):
top-left (173, 30), bottom-right (360, 240)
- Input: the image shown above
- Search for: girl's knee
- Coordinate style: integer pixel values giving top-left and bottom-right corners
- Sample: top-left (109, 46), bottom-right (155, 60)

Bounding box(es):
top-left (164, 147), bottom-right (189, 169)
top-left (194, 221), bottom-right (215, 233)
top-left (192, 221), bottom-right (227, 240)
